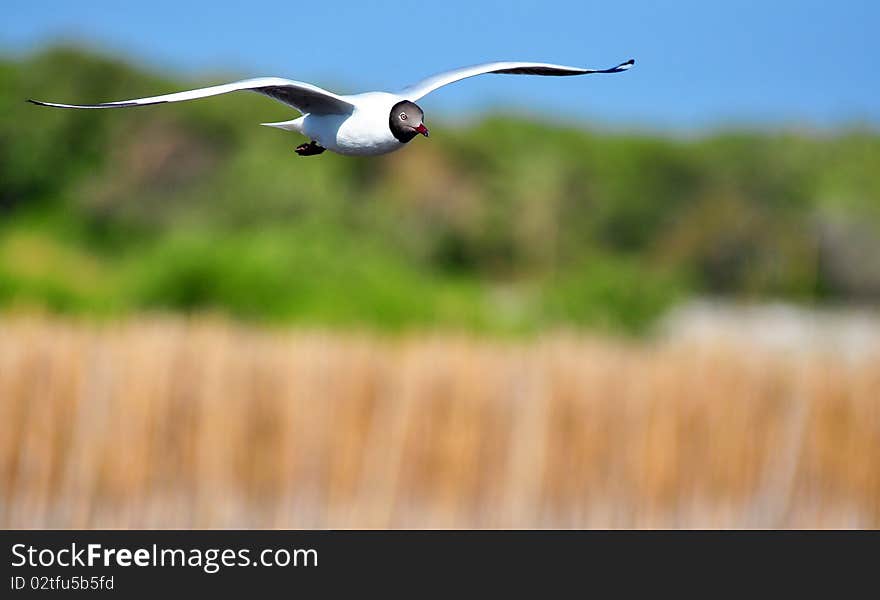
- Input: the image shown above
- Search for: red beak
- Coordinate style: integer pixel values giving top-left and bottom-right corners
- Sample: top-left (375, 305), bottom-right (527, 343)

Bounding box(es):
top-left (415, 123), bottom-right (430, 137)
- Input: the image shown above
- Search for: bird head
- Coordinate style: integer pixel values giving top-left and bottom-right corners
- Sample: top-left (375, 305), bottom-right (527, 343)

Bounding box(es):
top-left (389, 100), bottom-right (429, 143)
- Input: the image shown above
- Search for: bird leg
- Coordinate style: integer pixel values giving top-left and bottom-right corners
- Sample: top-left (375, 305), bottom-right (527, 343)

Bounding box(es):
top-left (295, 141), bottom-right (326, 156)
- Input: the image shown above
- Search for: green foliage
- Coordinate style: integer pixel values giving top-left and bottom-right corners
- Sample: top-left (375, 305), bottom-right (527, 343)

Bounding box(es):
top-left (1, 47), bottom-right (879, 333)
top-left (541, 257), bottom-right (688, 332)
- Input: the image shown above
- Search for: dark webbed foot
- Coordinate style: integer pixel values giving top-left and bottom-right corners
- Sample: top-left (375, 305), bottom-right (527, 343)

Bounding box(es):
top-left (295, 141), bottom-right (326, 156)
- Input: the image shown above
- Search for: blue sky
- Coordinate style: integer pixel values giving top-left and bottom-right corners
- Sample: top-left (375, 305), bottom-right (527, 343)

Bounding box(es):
top-left (3, 0), bottom-right (877, 130)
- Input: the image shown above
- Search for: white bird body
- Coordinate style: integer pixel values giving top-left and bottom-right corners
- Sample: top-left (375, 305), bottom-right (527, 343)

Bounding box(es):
top-left (28, 59), bottom-right (634, 157)
top-left (266, 92), bottom-right (404, 155)
top-left (310, 92), bottom-right (403, 156)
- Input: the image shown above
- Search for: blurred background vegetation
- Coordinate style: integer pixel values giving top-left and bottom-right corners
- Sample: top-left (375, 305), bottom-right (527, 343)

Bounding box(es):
top-left (2, 46), bottom-right (879, 334)
top-left (3, 41), bottom-right (880, 529)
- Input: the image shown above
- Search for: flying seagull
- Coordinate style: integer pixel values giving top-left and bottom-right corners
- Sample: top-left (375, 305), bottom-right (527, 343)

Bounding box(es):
top-left (29, 58), bottom-right (634, 157)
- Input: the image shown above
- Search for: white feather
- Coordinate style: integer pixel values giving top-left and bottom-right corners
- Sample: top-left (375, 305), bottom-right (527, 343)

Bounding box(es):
top-left (261, 118), bottom-right (304, 132)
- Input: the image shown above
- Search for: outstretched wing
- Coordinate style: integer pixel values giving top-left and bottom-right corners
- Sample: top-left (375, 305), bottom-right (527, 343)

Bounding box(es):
top-left (28, 77), bottom-right (355, 115)
top-left (398, 59), bottom-right (634, 101)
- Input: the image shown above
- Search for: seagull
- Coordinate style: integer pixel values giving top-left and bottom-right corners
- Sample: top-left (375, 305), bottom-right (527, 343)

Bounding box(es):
top-left (29, 58), bottom-right (634, 157)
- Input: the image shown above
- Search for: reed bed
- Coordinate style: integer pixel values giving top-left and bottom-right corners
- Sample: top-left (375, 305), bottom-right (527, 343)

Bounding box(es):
top-left (1, 315), bottom-right (878, 528)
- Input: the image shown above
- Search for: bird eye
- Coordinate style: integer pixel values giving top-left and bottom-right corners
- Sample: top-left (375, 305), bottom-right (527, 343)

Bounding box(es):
top-left (399, 112), bottom-right (407, 120)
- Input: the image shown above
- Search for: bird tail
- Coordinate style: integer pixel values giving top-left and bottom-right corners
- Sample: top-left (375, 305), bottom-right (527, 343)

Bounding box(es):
top-left (260, 118), bottom-right (304, 132)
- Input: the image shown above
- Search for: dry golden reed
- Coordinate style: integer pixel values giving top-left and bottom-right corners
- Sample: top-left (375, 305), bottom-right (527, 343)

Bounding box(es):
top-left (1, 315), bottom-right (878, 528)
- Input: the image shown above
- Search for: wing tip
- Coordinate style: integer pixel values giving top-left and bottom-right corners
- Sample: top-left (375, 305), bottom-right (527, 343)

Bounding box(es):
top-left (24, 98), bottom-right (148, 109)
top-left (27, 98), bottom-right (74, 108)
top-left (604, 58), bottom-right (635, 74)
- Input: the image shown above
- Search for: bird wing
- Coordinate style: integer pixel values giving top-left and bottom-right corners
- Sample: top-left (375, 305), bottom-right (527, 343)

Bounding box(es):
top-left (397, 59), bottom-right (634, 101)
top-left (28, 77), bottom-right (356, 115)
